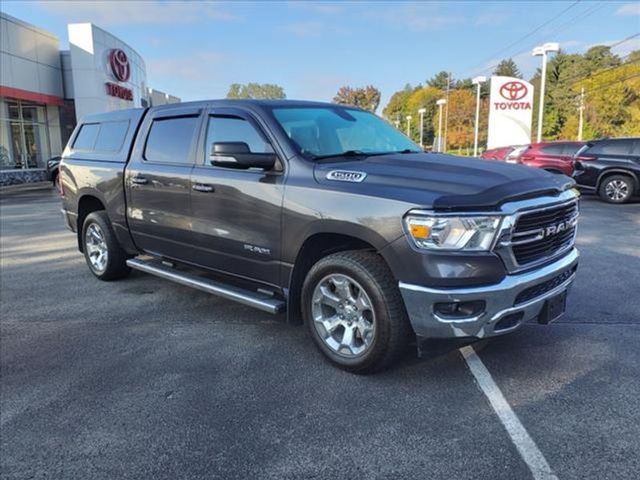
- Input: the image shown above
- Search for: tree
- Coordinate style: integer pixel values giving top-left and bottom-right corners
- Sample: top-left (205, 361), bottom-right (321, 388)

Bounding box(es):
top-left (426, 71), bottom-right (451, 90)
top-left (493, 58), bottom-right (521, 78)
top-left (431, 89), bottom-right (476, 150)
top-left (226, 83), bottom-right (286, 99)
top-left (583, 46), bottom-right (621, 71)
top-left (333, 85), bottom-right (381, 112)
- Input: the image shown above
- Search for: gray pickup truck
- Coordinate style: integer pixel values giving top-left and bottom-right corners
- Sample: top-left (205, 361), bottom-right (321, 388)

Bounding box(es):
top-left (60, 100), bottom-right (579, 372)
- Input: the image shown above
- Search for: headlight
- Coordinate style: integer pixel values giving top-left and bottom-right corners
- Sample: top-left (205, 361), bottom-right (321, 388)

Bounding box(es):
top-left (404, 214), bottom-right (502, 251)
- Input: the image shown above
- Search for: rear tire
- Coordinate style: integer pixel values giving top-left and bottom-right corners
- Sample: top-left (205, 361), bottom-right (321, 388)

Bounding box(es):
top-left (598, 174), bottom-right (634, 204)
top-left (82, 211), bottom-right (131, 280)
top-left (302, 251), bottom-right (412, 374)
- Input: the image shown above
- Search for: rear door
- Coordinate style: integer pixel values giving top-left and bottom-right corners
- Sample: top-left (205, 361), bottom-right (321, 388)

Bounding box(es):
top-left (125, 106), bottom-right (202, 257)
top-left (188, 107), bottom-right (285, 287)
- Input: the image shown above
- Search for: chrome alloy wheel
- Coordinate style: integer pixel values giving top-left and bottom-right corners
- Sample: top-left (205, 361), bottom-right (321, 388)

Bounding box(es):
top-left (311, 274), bottom-right (376, 358)
top-left (85, 223), bottom-right (108, 273)
top-left (605, 179), bottom-right (629, 201)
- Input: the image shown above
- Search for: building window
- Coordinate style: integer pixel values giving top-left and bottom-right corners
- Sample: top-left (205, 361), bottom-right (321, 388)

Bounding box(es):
top-left (0, 99), bottom-right (51, 170)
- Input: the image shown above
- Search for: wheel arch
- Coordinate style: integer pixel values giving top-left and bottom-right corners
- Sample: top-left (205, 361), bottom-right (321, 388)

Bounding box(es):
top-left (77, 195), bottom-right (107, 252)
top-left (596, 169), bottom-right (639, 193)
top-left (286, 232), bottom-right (385, 325)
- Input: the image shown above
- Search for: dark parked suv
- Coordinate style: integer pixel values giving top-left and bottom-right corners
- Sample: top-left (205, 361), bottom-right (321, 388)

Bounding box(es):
top-left (573, 137), bottom-right (640, 203)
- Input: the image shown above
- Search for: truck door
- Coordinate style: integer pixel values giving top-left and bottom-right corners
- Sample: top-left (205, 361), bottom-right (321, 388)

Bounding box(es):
top-left (188, 107), bottom-right (285, 287)
top-left (125, 106), bottom-right (202, 257)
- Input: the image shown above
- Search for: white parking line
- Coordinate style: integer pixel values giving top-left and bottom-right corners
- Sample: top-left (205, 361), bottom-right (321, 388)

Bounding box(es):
top-left (460, 345), bottom-right (558, 480)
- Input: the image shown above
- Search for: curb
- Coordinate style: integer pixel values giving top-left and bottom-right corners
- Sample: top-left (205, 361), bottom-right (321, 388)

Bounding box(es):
top-left (0, 182), bottom-right (54, 195)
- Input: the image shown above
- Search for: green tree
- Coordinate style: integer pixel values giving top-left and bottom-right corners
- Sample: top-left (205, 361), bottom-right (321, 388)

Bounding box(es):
top-left (333, 85), bottom-right (381, 112)
top-left (226, 83), bottom-right (286, 99)
top-left (493, 58), bottom-right (521, 78)
top-left (426, 71), bottom-right (451, 90)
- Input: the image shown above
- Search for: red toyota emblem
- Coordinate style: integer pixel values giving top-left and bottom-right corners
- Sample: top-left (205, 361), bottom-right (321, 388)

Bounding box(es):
top-left (499, 81), bottom-right (528, 101)
top-left (109, 49), bottom-right (130, 82)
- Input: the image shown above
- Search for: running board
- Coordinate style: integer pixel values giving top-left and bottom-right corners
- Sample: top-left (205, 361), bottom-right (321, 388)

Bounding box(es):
top-left (126, 258), bottom-right (286, 314)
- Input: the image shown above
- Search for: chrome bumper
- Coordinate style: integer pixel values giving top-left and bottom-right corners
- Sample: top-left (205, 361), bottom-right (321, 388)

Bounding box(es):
top-left (399, 248), bottom-right (579, 339)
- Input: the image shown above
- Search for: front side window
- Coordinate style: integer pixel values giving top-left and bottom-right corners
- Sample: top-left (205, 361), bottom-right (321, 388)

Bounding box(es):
top-left (271, 106), bottom-right (420, 159)
top-left (144, 116), bottom-right (199, 164)
top-left (206, 116), bottom-right (271, 155)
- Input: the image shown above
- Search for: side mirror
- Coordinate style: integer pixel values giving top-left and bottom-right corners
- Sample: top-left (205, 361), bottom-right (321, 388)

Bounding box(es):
top-left (210, 142), bottom-right (276, 170)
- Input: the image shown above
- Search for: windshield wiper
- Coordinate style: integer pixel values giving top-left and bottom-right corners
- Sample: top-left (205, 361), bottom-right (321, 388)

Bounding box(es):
top-left (312, 150), bottom-right (370, 160)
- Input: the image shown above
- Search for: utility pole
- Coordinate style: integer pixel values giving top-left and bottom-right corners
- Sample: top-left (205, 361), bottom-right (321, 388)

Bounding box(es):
top-left (443, 72), bottom-right (451, 153)
top-left (577, 87), bottom-right (585, 141)
top-left (472, 76), bottom-right (487, 157)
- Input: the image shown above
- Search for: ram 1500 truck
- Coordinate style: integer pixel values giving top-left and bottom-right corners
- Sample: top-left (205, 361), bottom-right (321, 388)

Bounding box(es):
top-left (60, 100), bottom-right (580, 373)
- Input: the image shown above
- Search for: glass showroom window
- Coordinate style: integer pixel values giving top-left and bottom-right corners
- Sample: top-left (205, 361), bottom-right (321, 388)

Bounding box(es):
top-left (0, 99), bottom-right (51, 170)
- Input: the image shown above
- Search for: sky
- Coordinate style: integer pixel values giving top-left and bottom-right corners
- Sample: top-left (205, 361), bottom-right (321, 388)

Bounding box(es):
top-left (2, 0), bottom-right (640, 109)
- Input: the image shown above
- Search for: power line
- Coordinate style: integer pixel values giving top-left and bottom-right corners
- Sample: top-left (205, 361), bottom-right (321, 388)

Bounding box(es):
top-left (465, 0), bottom-right (583, 76)
top-left (466, 1), bottom-right (607, 78)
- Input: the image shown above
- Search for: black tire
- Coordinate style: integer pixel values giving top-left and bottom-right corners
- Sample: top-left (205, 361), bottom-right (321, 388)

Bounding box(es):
top-left (52, 173), bottom-right (61, 194)
top-left (81, 211), bottom-right (131, 281)
top-left (302, 251), bottom-right (412, 373)
top-left (598, 174), bottom-right (635, 204)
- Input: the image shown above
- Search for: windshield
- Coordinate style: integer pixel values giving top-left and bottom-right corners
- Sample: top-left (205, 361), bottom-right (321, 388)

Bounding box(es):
top-left (271, 106), bottom-right (421, 159)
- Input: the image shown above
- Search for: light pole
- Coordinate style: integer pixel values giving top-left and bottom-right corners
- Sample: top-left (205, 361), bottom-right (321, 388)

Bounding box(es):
top-left (577, 86), bottom-right (585, 141)
top-left (471, 76), bottom-right (486, 157)
top-left (417, 108), bottom-right (426, 149)
top-left (532, 42), bottom-right (560, 143)
top-left (405, 115), bottom-right (412, 138)
top-left (436, 99), bottom-right (446, 152)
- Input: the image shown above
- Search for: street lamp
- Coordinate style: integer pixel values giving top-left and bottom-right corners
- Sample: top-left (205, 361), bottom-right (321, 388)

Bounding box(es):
top-left (532, 42), bottom-right (560, 143)
top-left (405, 115), bottom-right (412, 137)
top-left (471, 76), bottom-right (486, 157)
top-left (436, 99), bottom-right (447, 152)
top-left (417, 108), bottom-right (427, 149)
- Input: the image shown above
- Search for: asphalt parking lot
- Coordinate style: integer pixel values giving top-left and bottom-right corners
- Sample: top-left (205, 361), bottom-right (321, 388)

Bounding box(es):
top-left (1, 186), bottom-right (639, 480)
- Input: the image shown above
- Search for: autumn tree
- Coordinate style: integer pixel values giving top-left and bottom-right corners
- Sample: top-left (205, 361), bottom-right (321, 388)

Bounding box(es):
top-left (226, 83), bottom-right (286, 99)
top-left (493, 58), bottom-right (521, 78)
top-left (333, 85), bottom-right (381, 112)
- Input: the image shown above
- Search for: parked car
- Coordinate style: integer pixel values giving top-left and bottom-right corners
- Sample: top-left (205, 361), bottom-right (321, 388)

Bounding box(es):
top-left (516, 141), bottom-right (585, 176)
top-left (59, 100), bottom-right (580, 373)
top-left (480, 146), bottom-right (513, 160)
top-left (46, 156), bottom-right (61, 192)
top-left (573, 137), bottom-right (640, 203)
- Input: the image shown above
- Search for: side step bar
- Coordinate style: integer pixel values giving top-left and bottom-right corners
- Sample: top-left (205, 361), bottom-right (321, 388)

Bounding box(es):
top-left (126, 258), bottom-right (286, 314)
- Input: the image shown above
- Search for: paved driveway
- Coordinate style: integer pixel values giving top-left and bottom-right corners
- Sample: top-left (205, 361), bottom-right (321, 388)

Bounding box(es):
top-left (1, 187), bottom-right (638, 479)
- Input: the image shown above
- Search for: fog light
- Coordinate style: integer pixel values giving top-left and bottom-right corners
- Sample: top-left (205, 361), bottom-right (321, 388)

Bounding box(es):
top-left (434, 300), bottom-right (486, 319)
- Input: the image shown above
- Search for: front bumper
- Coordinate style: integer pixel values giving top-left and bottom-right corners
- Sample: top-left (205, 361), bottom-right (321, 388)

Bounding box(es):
top-left (399, 248), bottom-right (579, 339)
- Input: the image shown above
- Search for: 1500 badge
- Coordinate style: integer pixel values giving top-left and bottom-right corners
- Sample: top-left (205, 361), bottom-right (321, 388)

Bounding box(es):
top-left (326, 170), bottom-right (367, 183)
top-left (244, 244), bottom-right (271, 256)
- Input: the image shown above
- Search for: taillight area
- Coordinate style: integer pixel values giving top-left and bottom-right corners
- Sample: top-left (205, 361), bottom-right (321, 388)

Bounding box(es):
top-left (58, 161), bottom-right (65, 197)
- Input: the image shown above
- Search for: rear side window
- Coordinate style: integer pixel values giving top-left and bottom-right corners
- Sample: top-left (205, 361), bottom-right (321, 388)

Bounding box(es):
top-left (563, 144), bottom-right (583, 155)
top-left (144, 116), bottom-right (199, 164)
top-left (73, 123), bottom-right (100, 150)
top-left (589, 140), bottom-right (633, 156)
top-left (631, 141), bottom-right (640, 156)
top-left (541, 144), bottom-right (564, 155)
top-left (94, 121), bottom-right (129, 152)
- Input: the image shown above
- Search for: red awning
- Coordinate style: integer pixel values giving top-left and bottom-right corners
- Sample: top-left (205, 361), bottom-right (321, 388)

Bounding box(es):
top-left (0, 85), bottom-right (64, 106)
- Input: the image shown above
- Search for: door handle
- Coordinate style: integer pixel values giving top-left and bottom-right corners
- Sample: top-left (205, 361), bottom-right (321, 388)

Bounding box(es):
top-left (131, 176), bottom-right (148, 185)
top-left (192, 183), bottom-right (215, 193)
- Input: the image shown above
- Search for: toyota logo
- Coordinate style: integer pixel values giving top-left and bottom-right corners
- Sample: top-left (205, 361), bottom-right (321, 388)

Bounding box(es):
top-left (499, 81), bottom-right (528, 101)
top-left (109, 49), bottom-right (130, 82)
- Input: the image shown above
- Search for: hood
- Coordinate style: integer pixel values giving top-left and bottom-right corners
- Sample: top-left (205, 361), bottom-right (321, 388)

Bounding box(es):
top-left (313, 152), bottom-right (575, 211)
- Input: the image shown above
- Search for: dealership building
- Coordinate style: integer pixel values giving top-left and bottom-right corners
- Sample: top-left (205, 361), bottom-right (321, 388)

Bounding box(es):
top-left (0, 13), bottom-right (179, 186)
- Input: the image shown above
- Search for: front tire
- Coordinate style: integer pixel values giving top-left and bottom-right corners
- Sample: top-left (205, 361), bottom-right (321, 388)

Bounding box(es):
top-left (599, 174), bottom-right (634, 203)
top-left (302, 251), bottom-right (412, 373)
top-left (82, 211), bottom-right (130, 280)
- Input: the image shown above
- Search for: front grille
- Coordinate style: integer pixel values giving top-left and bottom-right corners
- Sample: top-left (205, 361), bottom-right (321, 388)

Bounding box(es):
top-left (514, 265), bottom-right (577, 305)
top-left (511, 202), bottom-right (578, 266)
